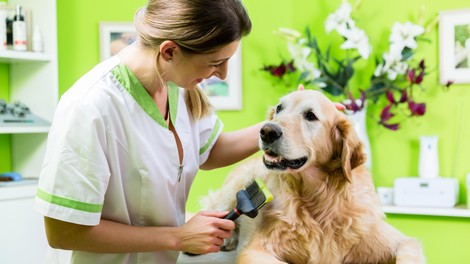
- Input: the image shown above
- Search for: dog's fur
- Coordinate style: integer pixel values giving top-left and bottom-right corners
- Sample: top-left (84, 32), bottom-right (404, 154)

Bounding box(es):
top-left (201, 89), bottom-right (425, 264)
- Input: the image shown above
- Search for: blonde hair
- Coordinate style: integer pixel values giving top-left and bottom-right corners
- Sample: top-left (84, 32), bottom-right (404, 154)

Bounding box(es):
top-left (134, 0), bottom-right (252, 119)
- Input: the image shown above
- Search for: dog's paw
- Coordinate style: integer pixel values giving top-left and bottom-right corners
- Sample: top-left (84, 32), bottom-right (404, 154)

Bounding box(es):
top-left (220, 238), bottom-right (238, 251)
top-left (221, 223), bottom-right (240, 251)
top-left (221, 236), bottom-right (239, 251)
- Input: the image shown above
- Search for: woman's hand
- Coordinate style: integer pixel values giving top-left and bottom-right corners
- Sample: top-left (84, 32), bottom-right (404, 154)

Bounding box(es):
top-left (177, 211), bottom-right (235, 254)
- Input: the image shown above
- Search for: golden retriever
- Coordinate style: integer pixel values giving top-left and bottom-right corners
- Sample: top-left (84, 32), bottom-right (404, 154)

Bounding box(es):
top-left (200, 88), bottom-right (425, 264)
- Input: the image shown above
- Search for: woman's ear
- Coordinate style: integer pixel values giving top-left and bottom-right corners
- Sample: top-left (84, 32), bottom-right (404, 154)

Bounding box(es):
top-left (159, 40), bottom-right (179, 62)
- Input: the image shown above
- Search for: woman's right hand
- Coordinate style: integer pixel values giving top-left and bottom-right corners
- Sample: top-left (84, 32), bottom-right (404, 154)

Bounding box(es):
top-left (177, 211), bottom-right (235, 254)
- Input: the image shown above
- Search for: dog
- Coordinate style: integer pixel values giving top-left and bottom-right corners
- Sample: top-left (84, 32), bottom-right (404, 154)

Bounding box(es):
top-left (200, 87), bottom-right (425, 264)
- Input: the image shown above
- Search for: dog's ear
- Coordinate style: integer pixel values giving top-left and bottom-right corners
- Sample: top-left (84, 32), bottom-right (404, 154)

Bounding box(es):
top-left (332, 118), bottom-right (366, 182)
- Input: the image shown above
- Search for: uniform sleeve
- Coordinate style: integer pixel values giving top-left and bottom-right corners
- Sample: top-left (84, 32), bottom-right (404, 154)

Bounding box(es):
top-left (198, 113), bottom-right (224, 166)
top-left (34, 93), bottom-right (110, 226)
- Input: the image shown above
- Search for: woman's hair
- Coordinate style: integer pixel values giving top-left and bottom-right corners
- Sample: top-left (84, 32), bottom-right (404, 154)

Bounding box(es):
top-left (134, 0), bottom-right (252, 119)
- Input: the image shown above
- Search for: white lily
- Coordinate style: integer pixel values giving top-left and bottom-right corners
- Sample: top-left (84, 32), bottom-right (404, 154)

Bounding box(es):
top-left (296, 59), bottom-right (321, 82)
top-left (340, 27), bottom-right (371, 59)
top-left (389, 21), bottom-right (425, 50)
top-left (374, 46), bottom-right (402, 77)
top-left (386, 51), bottom-right (408, 80)
top-left (287, 41), bottom-right (311, 62)
top-left (325, 2), bottom-right (355, 36)
top-left (386, 61), bottom-right (408, 80)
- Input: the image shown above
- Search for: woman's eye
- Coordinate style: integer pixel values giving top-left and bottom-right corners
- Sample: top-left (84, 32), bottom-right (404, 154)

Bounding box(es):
top-left (304, 111), bottom-right (318, 121)
top-left (275, 104), bottom-right (283, 114)
top-left (211, 61), bottom-right (226, 67)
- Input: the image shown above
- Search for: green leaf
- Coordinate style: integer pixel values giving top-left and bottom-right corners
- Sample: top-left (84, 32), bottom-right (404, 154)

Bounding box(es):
top-left (322, 83), bottom-right (344, 96)
top-left (401, 47), bottom-right (413, 61)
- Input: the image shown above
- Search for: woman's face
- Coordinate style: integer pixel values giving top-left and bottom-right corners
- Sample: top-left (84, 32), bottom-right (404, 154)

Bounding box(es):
top-left (170, 40), bottom-right (240, 89)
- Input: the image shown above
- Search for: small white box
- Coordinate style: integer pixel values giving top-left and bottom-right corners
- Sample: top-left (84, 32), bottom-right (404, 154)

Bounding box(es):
top-left (376, 187), bottom-right (394, 205)
top-left (394, 177), bottom-right (459, 208)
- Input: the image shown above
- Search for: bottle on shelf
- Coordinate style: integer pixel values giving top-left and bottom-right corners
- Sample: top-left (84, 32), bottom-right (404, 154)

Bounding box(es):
top-left (32, 25), bottom-right (43, 52)
top-left (6, 16), bottom-right (12, 47)
top-left (12, 5), bottom-right (27, 51)
top-left (0, 1), bottom-right (6, 50)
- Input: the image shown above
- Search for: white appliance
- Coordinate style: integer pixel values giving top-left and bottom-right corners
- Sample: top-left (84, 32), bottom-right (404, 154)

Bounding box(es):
top-left (394, 177), bottom-right (459, 208)
top-left (418, 136), bottom-right (439, 179)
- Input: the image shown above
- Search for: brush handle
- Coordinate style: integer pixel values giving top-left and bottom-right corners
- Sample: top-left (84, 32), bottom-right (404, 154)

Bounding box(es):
top-left (224, 209), bottom-right (241, 221)
top-left (184, 210), bottom-right (239, 256)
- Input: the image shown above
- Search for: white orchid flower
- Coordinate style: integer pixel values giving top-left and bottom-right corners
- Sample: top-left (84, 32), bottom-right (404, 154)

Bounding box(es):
top-left (389, 21), bottom-right (425, 50)
top-left (340, 27), bottom-right (371, 59)
top-left (325, 2), bottom-right (355, 36)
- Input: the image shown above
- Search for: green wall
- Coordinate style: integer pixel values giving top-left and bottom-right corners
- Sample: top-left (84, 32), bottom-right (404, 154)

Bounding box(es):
top-left (0, 64), bottom-right (10, 173)
top-left (48, 0), bottom-right (470, 263)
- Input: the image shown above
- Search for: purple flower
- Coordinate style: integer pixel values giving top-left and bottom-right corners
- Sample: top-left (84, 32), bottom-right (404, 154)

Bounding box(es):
top-left (419, 59), bottom-right (425, 70)
top-left (408, 101), bottom-right (426, 116)
top-left (380, 104), bottom-right (394, 122)
top-left (386, 91), bottom-right (395, 104)
top-left (407, 69), bottom-right (415, 84)
top-left (445, 80), bottom-right (454, 88)
top-left (344, 90), bottom-right (366, 112)
top-left (399, 89), bottom-right (408, 103)
top-left (383, 123), bottom-right (400, 131)
top-left (262, 60), bottom-right (296, 78)
top-left (406, 60), bottom-right (425, 85)
top-left (379, 104), bottom-right (399, 131)
top-left (415, 70), bottom-right (424, 84)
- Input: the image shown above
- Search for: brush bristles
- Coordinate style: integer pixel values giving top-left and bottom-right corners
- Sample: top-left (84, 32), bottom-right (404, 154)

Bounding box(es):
top-left (245, 180), bottom-right (259, 198)
top-left (244, 178), bottom-right (273, 210)
top-left (251, 191), bottom-right (267, 209)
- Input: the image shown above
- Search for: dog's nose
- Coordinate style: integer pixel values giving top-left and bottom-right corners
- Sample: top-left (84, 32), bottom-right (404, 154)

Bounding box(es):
top-left (260, 123), bottom-right (283, 144)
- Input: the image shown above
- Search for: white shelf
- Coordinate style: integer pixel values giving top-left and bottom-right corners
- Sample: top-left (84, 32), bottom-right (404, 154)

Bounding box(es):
top-left (0, 50), bottom-right (50, 62)
top-left (0, 1), bottom-right (56, 263)
top-left (383, 204), bottom-right (470, 218)
top-left (0, 125), bottom-right (50, 134)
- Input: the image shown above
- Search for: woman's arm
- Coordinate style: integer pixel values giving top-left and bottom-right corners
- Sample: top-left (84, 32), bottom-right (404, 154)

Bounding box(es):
top-left (200, 121), bottom-right (264, 170)
top-left (44, 211), bottom-right (234, 254)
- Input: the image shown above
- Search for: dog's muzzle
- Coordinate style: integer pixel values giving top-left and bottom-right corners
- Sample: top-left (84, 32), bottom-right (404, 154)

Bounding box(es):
top-left (260, 123), bottom-right (308, 170)
top-left (260, 123), bottom-right (282, 144)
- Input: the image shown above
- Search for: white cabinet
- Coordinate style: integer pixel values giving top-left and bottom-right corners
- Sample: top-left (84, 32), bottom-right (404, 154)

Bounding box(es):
top-left (0, 1), bottom-right (57, 263)
top-left (0, 0), bottom-right (58, 177)
top-left (0, 183), bottom-right (49, 264)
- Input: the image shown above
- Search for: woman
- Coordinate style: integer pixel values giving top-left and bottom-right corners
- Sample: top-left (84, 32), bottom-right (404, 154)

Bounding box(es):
top-left (35, 0), bottom-right (258, 263)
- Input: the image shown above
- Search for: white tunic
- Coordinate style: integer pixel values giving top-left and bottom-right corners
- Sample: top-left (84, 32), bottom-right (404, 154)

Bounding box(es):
top-left (34, 56), bottom-right (223, 264)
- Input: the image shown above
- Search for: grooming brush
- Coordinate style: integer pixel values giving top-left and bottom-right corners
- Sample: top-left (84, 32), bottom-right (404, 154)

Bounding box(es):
top-left (184, 178), bottom-right (273, 256)
top-left (224, 178), bottom-right (273, 221)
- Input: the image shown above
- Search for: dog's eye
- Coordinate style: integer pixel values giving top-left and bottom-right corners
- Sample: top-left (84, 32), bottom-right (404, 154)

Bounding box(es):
top-left (304, 111), bottom-right (318, 121)
top-left (275, 104), bottom-right (283, 114)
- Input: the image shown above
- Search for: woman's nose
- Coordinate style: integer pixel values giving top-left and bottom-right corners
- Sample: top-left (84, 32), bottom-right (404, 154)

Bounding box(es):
top-left (213, 61), bottom-right (228, 80)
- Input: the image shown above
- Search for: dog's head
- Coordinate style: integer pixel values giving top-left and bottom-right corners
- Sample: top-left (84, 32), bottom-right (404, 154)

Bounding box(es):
top-left (259, 89), bottom-right (366, 182)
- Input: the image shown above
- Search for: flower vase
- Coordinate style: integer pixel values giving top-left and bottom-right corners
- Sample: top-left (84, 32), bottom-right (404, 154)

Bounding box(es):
top-left (346, 107), bottom-right (372, 170)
